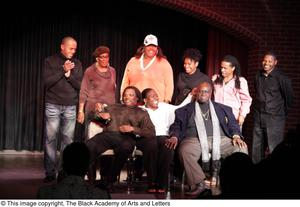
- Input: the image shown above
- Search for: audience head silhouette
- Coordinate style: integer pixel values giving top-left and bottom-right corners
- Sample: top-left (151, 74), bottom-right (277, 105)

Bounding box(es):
top-left (219, 152), bottom-right (254, 198)
top-left (63, 142), bottom-right (90, 177)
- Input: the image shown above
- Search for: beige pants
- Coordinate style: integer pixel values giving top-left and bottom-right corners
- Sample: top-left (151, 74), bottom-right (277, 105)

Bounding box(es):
top-left (178, 136), bottom-right (248, 186)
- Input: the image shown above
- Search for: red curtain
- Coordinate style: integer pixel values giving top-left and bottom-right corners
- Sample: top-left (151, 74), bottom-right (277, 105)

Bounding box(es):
top-left (206, 27), bottom-right (249, 78)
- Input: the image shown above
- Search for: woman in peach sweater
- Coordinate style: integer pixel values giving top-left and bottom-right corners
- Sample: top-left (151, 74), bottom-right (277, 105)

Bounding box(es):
top-left (120, 34), bottom-right (174, 103)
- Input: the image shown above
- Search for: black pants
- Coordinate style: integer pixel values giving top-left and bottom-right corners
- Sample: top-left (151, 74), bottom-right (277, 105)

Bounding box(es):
top-left (252, 113), bottom-right (286, 164)
top-left (154, 136), bottom-right (174, 189)
top-left (130, 136), bottom-right (174, 189)
top-left (86, 132), bottom-right (157, 184)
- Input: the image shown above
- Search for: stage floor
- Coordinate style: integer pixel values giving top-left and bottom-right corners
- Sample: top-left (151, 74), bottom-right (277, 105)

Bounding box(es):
top-left (0, 153), bottom-right (220, 199)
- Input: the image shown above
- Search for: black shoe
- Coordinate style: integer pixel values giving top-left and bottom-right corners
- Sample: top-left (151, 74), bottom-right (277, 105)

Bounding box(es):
top-left (147, 183), bottom-right (157, 193)
top-left (96, 181), bottom-right (114, 193)
top-left (43, 175), bottom-right (56, 183)
top-left (185, 182), bottom-right (207, 196)
top-left (57, 171), bottom-right (67, 183)
top-left (106, 183), bottom-right (114, 193)
top-left (196, 188), bottom-right (212, 198)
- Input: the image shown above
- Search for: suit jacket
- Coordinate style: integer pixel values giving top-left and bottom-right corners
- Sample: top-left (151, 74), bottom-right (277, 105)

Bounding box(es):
top-left (169, 101), bottom-right (242, 141)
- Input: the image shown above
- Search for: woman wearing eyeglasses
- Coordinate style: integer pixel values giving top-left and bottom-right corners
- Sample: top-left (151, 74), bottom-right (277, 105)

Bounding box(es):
top-left (77, 46), bottom-right (117, 139)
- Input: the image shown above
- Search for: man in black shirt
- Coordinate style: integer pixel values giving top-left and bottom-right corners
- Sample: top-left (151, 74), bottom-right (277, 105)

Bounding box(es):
top-left (43, 36), bottom-right (83, 182)
top-left (252, 51), bottom-right (293, 164)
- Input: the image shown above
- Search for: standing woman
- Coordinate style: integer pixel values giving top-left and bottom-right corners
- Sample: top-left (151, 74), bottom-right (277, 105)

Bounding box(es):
top-left (120, 34), bottom-right (174, 103)
top-left (173, 48), bottom-right (211, 105)
top-left (77, 46), bottom-right (116, 139)
top-left (212, 55), bottom-right (252, 127)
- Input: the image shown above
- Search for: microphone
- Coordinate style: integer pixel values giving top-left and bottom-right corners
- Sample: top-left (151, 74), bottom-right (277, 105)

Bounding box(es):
top-left (101, 104), bottom-right (108, 112)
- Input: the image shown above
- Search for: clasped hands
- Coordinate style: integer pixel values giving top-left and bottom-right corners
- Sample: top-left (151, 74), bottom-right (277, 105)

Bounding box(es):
top-left (63, 60), bottom-right (75, 77)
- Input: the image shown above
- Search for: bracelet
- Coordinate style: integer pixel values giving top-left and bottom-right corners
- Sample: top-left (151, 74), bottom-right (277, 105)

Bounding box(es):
top-left (232, 135), bottom-right (240, 139)
top-left (78, 111), bottom-right (84, 113)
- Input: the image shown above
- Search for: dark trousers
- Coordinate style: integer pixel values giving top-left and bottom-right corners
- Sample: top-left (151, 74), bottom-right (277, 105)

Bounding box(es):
top-left (252, 113), bottom-right (286, 164)
top-left (135, 135), bottom-right (158, 185)
top-left (86, 132), bottom-right (135, 183)
top-left (133, 136), bottom-right (173, 189)
top-left (155, 136), bottom-right (174, 189)
top-left (86, 131), bottom-right (157, 184)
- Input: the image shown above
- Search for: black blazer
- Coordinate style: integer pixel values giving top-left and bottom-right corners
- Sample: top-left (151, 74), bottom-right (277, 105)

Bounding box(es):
top-left (169, 101), bottom-right (242, 142)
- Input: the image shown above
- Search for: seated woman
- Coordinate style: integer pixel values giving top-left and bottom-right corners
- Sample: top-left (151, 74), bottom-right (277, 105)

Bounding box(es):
top-left (141, 88), bottom-right (192, 193)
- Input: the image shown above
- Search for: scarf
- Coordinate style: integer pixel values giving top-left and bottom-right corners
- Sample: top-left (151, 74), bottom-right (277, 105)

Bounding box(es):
top-left (194, 100), bottom-right (221, 162)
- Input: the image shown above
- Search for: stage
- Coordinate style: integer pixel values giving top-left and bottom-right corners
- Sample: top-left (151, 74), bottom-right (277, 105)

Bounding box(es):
top-left (0, 152), bottom-right (220, 199)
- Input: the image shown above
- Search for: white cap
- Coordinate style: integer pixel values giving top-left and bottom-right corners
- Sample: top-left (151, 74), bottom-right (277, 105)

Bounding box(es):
top-left (143, 34), bottom-right (158, 46)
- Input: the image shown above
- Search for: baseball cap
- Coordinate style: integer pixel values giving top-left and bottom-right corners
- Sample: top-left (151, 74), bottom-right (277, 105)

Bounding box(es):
top-left (143, 34), bottom-right (158, 46)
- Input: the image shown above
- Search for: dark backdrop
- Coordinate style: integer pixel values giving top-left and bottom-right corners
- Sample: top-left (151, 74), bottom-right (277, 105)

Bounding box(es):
top-left (0, 1), bottom-right (210, 150)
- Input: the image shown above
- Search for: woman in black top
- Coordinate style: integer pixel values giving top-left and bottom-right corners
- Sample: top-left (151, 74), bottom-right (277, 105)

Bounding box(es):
top-left (173, 48), bottom-right (211, 105)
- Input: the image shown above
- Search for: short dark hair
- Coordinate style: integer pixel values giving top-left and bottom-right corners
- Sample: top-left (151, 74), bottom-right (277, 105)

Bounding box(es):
top-left (93, 46), bottom-right (110, 57)
top-left (264, 51), bottom-right (277, 60)
top-left (63, 142), bottom-right (90, 177)
top-left (182, 48), bottom-right (202, 62)
top-left (122, 86), bottom-right (142, 103)
top-left (141, 88), bottom-right (153, 99)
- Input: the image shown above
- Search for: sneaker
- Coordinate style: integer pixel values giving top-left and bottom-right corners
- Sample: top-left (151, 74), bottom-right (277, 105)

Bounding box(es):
top-left (43, 175), bottom-right (56, 183)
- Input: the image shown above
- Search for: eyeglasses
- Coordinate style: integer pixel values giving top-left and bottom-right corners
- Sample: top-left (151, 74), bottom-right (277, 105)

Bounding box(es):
top-left (198, 89), bottom-right (210, 94)
top-left (99, 55), bottom-right (109, 59)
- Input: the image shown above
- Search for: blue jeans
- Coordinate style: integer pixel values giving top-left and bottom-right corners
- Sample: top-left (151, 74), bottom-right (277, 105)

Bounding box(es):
top-left (44, 103), bottom-right (76, 177)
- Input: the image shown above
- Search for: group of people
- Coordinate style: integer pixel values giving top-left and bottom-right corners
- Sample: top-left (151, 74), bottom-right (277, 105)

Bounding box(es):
top-left (40, 34), bottom-right (293, 198)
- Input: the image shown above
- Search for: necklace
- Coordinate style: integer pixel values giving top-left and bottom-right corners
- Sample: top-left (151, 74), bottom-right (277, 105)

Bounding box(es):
top-left (224, 76), bottom-right (234, 85)
top-left (201, 109), bottom-right (210, 121)
top-left (140, 53), bottom-right (156, 71)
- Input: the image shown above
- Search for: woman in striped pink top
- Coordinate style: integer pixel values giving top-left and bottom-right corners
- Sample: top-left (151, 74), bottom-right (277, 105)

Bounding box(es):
top-left (212, 55), bottom-right (252, 127)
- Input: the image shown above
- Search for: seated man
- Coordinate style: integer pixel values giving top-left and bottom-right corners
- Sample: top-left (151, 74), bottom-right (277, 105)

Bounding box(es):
top-left (37, 142), bottom-right (110, 199)
top-left (169, 82), bottom-right (248, 196)
top-left (86, 86), bottom-right (156, 190)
